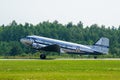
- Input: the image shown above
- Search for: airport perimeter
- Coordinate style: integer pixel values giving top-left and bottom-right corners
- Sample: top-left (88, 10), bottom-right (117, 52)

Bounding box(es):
top-left (0, 59), bottom-right (120, 80)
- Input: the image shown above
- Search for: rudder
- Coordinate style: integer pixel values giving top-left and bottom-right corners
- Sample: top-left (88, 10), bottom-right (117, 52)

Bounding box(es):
top-left (95, 37), bottom-right (109, 48)
top-left (93, 37), bottom-right (109, 54)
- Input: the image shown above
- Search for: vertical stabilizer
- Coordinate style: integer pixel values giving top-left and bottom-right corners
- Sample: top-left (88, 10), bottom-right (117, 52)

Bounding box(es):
top-left (95, 37), bottom-right (109, 47)
top-left (93, 37), bottom-right (109, 54)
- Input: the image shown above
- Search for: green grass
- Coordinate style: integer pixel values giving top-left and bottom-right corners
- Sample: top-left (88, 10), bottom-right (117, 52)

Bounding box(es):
top-left (0, 60), bottom-right (120, 80)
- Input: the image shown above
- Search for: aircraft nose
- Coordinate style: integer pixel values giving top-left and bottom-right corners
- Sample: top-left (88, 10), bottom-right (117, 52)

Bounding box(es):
top-left (20, 38), bottom-right (33, 46)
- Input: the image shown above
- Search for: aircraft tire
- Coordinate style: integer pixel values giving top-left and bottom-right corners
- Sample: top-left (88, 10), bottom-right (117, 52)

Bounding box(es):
top-left (94, 56), bottom-right (97, 59)
top-left (40, 54), bottom-right (46, 59)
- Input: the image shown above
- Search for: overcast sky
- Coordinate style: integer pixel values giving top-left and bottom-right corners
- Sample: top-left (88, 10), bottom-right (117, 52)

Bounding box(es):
top-left (0, 0), bottom-right (120, 27)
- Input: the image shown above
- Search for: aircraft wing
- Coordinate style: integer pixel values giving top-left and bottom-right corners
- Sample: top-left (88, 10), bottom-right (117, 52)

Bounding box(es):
top-left (40, 44), bottom-right (61, 52)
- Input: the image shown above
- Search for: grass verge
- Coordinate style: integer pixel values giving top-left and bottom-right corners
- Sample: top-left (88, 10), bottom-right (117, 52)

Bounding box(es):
top-left (0, 60), bottom-right (120, 80)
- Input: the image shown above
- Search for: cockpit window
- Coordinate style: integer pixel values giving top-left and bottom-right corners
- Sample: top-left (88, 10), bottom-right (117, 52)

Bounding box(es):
top-left (26, 37), bottom-right (31, 39)
top-left (26, 36), bottom-right (36, 40)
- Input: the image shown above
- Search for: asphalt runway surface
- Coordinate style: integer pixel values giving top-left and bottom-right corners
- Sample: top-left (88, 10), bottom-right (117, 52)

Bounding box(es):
top-left (0, 58), bottom-right (120, 60)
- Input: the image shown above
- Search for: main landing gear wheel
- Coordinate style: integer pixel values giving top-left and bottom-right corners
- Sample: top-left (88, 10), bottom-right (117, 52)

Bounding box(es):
top-left (40, 54), bottom-right (46, 59)
top-left (94, 56), bottom-right (97, 59)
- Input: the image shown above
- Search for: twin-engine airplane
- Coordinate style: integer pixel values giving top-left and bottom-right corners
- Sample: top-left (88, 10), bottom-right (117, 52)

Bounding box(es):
top-left (20, 35), bottom-right (109, 59)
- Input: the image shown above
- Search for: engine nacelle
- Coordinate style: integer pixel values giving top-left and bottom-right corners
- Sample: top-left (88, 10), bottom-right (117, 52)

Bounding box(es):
top-left (32, 43), bottom-right (46, 49)
top-left (41, 44), bottom-right (61, 52)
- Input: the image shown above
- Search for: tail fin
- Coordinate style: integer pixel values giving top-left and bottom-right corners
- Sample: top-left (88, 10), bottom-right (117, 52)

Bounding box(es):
top-left (95, 37), bottom-right (109, 47)
top-left (93, 37), bottom-right (109, 54)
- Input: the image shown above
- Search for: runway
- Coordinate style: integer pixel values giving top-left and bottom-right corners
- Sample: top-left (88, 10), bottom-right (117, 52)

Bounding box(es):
top-left (55, 58), bottom-right (120, 60)
top-left (0, 58), bottom-right (120, 60)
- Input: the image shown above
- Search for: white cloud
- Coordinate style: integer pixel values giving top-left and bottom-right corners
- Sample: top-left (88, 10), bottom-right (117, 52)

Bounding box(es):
top-left (0, 0), bottom-right (120, 27)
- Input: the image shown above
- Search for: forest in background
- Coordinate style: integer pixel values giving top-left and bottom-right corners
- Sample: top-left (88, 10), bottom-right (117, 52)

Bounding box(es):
top-left (0, 20), bottom-right (120, 57)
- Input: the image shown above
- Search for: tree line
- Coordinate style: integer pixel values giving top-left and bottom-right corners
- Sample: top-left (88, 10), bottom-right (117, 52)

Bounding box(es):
top-left (0, 20), bottom-right (120, 57)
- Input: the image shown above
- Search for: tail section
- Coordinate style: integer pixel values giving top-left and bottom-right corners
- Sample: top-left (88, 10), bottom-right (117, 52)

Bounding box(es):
top-left (93, 37), bottom-right (109, 54)
top-left (95, 37), bottom-right (109, 47)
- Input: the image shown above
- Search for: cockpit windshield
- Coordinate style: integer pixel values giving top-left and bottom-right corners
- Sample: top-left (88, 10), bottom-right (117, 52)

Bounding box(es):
top-left (26, 36), bottom-right (31, 39)
top-left (26, 36), bottom-right (35, 42)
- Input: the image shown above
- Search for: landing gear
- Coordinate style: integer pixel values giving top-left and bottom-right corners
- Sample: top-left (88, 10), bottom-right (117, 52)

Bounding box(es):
top-left (94, 56), bottom-right (97, 59)
top-left (40, 54), bottom-right (46, 59)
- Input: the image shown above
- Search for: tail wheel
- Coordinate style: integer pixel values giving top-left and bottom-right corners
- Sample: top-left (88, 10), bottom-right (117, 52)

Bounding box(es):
top-left (40, 54), bottom-right (46, 59)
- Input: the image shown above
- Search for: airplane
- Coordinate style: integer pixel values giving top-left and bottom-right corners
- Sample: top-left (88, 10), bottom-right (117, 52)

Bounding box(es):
top-left (20, 35), bottom-right (109, 59)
